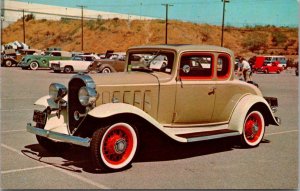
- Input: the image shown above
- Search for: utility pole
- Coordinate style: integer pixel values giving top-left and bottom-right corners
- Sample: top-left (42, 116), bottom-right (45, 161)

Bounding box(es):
top-left (221, 0), bottom-right (229, 47)
top-left (77, 5), bottom-right (86, 52)
top-left (161, 4), bottom-right (173, 44)
top-left (22, 9), bottom-right (25, 43)
top-left (1, 17), bottom-right (3, 47)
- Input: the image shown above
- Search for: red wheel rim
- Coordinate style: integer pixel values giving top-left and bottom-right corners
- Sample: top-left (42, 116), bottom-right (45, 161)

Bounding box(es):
top-left (102, 124), bottom-right (134, 166)
top-left (244, 112), bottom-right (263, 143)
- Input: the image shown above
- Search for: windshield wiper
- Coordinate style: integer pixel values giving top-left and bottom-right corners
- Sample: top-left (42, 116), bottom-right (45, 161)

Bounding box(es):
top-left (147, 50), bottom-right (161, 66)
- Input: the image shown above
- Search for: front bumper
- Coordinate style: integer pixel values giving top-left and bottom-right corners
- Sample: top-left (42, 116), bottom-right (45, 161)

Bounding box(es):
top-left (26, 123), bottom-right (91, 147)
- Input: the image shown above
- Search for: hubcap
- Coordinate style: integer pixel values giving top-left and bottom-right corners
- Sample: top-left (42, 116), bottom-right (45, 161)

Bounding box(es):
top-left (245, 113), bottom-right (262, 142)
top-left (114, 139), bottom-right (127, 154)
top-left (102, 126), bottom-right (133, 165)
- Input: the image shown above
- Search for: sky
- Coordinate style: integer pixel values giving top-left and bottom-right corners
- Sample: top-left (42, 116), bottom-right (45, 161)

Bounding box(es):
top-left (14, 0), bottom-right (299, 27)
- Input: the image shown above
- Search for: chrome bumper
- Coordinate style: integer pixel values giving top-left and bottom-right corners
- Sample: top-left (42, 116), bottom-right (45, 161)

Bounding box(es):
top-left (26, 123), bottom-right (91, 147)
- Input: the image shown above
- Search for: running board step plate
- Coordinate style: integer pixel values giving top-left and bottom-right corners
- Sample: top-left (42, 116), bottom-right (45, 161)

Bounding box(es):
top-left (176, 129), bottom-right (240, 143)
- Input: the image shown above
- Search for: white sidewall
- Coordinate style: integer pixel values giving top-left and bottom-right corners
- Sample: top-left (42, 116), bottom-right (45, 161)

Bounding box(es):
top-left (100, 122), bottom-right (137, 169)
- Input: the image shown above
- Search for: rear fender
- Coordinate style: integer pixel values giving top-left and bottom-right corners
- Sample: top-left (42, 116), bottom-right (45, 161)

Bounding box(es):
top-left (229, 94), bottom-right (279, 134)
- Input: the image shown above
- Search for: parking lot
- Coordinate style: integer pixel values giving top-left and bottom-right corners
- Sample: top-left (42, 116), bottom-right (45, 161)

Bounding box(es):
top-left (0, 67), bottom-right (298, 189)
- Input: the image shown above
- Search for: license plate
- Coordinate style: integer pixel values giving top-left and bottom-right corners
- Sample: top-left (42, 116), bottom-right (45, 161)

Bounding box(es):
top-left (33, 110), bottom-right (47, 125)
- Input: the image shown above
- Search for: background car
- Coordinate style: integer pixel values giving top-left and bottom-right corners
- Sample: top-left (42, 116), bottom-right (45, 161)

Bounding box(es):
top-left (18, 50), bottom-right (72, 70)
top-left (50, 54), bottom-right (100, 73)
top-left (260, 61), bottom-right (284, 74)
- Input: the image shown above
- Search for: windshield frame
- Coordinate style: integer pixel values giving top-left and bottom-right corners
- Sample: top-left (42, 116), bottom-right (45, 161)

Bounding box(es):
top-left (126, 49), bottom-right (176, 75)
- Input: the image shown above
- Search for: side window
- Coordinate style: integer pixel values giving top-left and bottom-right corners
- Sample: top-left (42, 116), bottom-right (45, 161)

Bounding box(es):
top-left (85, 56), bottom-right (94, 61)
top-left (179, 54), bottom-right (213, 79)
top-left (217, 54), bottom-right (231, 79)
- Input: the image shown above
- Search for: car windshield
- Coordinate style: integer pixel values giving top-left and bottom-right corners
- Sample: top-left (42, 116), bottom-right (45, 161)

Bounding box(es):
top-left (73, 56), bottom-right (84, 61)
top-left (127, 50), bottom-right (175, 74)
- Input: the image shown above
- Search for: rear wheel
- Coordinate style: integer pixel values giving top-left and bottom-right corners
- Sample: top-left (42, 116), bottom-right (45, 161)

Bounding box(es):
top-left (90, 122), bottom-right (139, 171)
top-left (30, 61), bottom-right (39, 70)
top-left (241, 110), bottom-right (265, 147)
top-left (100, 67), bottom-right (112, 73)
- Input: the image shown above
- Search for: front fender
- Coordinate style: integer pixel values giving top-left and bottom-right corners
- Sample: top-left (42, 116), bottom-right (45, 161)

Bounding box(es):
top-left (34, 95), bottom-right (68, 108)
top-left (88, 103), bottom-right (161, 127)
top-left (228, 94), bottom-right (279, 133)
top-left (87, 103), bottom-right (186, 142)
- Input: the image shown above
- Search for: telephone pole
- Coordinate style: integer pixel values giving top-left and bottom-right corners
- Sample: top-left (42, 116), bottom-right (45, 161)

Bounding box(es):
top-left (161, 4), bottom-right (173, 44)
top-left (77, 5), bottom-right (86, 51)
top-left (221, 0), bottom-right (229, 47)
top-left (22, 9), bottom-right (25, 43)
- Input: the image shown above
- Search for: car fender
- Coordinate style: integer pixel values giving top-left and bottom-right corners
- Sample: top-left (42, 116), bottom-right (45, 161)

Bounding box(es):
top-left (34, 95), bottom-right (68, 108)
top-left (87, 103), bottom-right (185, 142)
top-left (228, 94), bottom-right (279, 133)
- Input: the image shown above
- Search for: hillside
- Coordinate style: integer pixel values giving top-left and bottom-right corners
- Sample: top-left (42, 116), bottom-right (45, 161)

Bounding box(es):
top-left (2, 17), bottom-right (298, 59)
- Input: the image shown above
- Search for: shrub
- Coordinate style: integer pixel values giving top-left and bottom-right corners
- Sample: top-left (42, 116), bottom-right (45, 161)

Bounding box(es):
top-left (271, 31), bottom-right (287, 46)
top-left (242, 32), bottom-right (267, 52)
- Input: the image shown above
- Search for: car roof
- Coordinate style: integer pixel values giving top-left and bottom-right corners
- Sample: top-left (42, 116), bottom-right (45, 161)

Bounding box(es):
top-left (128, 44), bottom-right (234, 55)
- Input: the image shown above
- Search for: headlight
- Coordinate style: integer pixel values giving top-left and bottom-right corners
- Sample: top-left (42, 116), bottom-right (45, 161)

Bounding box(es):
top-left (78, 86), bottom-right (98, 106)
top-left (49, 83), bottom-right (67, 102)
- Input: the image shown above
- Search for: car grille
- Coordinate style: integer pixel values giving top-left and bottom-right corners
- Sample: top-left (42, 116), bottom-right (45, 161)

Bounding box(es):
top-left (52, 63), bottom-right (60, 70)
top-left (68, 74), bottom-right (96, 134)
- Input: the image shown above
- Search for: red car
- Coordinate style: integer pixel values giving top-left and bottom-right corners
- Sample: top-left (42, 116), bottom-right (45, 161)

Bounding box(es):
top-left (260, 61), bottom-right (284, 74)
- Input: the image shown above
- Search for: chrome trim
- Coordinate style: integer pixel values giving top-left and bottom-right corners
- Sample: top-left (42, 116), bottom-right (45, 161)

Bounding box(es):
top-left (71, 73), bottom-right (96, 89)
top-left (26, 123), bottom-right (90, 147)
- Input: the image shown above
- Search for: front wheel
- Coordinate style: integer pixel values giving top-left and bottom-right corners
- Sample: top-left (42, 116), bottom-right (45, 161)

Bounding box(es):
top-left (241, 110), bottom-right (265, 147)
top-left (64, 66), bottom-right (73, 73)
top-left (35, 123), bottom-right (69, 152)
top-left (5, 60), bottom-right (13, 67)
top-left (90, 122), bottom-right (139, 171)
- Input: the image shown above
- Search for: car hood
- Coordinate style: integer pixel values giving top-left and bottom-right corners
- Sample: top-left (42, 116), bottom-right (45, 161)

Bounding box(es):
top-left (89, 71), bottom-right (172, 86)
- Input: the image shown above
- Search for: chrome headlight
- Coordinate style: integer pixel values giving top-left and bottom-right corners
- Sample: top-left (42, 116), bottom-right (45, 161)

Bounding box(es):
top-left (49, 83), bottom-right (67, 102)
top-left (78, 86), bottom-right (98, 106)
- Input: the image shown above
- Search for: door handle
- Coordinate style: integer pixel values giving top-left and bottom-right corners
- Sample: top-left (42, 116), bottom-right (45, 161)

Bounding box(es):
top-left (208, 87), bottom-right (216, 95)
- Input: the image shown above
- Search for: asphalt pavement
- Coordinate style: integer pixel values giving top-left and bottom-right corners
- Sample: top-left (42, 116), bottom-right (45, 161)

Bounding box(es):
top-left (0, 67), bottom-right (298, 189)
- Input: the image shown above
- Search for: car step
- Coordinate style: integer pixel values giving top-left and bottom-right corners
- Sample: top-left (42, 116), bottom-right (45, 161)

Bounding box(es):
top-left (176, 129), bottom-right (240, 142)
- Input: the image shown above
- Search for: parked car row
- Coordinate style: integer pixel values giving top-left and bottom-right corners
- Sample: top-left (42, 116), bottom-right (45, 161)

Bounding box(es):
top-left (1, 48), bottom-right (130, 74)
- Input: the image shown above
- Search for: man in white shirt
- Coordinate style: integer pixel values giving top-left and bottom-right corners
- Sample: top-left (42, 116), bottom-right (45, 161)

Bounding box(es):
top-left (240, 57), bottom-right (251, 82)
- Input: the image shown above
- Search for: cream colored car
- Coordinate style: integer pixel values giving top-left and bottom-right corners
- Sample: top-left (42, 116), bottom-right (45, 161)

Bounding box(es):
top-left (27, 44), bottom-right (280, 171)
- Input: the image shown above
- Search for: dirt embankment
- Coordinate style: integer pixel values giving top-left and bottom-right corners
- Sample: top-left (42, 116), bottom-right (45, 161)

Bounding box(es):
top-left (2, 18), bottom-right (298, 59)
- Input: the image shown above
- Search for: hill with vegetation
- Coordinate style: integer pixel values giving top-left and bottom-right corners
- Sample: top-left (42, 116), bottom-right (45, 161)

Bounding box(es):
top-left (2, 15), bottom-right (298, 59)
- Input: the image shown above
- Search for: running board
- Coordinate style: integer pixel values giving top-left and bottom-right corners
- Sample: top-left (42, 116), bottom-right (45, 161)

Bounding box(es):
top-left (176, 129), bottom-right (240, 143)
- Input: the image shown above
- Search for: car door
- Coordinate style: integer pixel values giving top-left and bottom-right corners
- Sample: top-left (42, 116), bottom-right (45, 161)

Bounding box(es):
top-left (211, 53), bottom-right (239, 123)
top-left (173, 52), bottom-right (216, 124)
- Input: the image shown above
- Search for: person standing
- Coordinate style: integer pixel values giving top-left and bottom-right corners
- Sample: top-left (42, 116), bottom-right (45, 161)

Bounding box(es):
top-left (240, 57), bottom-right (251, 82)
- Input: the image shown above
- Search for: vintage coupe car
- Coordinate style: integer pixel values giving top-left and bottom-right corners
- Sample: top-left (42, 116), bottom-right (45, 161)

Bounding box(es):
top-left (26, 44), bottom-right (280, 171)
top-left (88, 55), bottom-right (126, 73)
top-left (18, 51), bottom-right (72, 70)
top-left (50, 54), bottom-right (100, 73)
